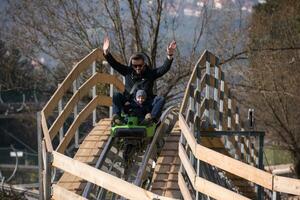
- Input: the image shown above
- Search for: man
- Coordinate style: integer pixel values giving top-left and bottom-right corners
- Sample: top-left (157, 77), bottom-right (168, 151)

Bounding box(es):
top-left (103, 36), bottom-right (176, 124)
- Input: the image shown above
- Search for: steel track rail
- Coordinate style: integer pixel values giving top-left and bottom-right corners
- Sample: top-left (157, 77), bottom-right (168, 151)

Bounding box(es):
top-left (134, 106), bottom-right (177, 187)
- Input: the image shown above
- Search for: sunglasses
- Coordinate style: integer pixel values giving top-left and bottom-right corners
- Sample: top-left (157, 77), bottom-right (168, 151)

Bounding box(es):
top-left (132, 64), bottom-right (144, 68)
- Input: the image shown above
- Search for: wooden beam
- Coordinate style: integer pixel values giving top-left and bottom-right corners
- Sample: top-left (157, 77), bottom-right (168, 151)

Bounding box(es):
top-left (178, 143), bottom-right (249, 200)
top-left (178, 114), bottom-right (197, 154)
top-left (180, 50), bottom-right (208, 114)
top-left (194, 176), bottom-right (250, 200)
top-left (52, 152), bottom-right (178, 200)
top-left (273, 175), bottom-right (300, 195)
top-left (178, 143), bottom-right (196, 185)
top-left (41, 113), bottom-right (53, 152)
top-left (180, 114), bottom-right (273, 189)
top-left (43, 48), bottom-right (103, 118)
top-left (56, 95), bottom-right (111, 153)
top-left (178, 172), bottom-right (193, 200)
top-left (48, 73), bottom-right (123, 140)
top-left (194, 144), bottom-right (273, 189)
top-left (52, 184), bottom-right (88, 200)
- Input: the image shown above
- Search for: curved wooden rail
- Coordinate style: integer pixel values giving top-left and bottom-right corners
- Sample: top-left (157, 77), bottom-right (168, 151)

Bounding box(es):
top-left (39, 47), bottom-right (179, 200)
top-left (42, 48), bottom-right (103, 118)
top-left (48, 73), bottom-right (124, 140)
top-left (41, 48), bottom-right (125, 152)
top-left (178, 50), bottom-right (300, 199)
top-left (39, 48), bottom-right (300, 200)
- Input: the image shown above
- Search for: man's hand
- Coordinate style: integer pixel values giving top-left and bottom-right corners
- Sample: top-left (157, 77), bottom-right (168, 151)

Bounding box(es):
top-left (103, 36), bottom-right (110, 55)
top-left (167, 40), bottom-right (176, 58)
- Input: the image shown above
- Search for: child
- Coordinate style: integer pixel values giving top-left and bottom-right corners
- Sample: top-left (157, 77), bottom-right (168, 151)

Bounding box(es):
top-left (127, 90), bottom-right (153, 125)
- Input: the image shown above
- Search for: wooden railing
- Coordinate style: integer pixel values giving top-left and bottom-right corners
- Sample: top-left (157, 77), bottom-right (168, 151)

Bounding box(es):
top-left (177, 50), bottom-right (300, 199)
top-left (39, 48), bottom-right (300, 200)
top-left (39, 48), bottom-right (177, 200)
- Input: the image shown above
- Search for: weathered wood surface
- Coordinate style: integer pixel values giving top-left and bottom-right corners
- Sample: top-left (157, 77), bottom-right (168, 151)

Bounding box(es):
top-left (57, 118), bottom-right (111, 194)
top-left (151, 122), bottom-right (181, 199)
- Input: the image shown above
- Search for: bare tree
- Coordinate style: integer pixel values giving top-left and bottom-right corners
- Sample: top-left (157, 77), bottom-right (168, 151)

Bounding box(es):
top-left (238, 0), bottom-right (300, 177)
top-left (3, 0), bottom-right (214, 104)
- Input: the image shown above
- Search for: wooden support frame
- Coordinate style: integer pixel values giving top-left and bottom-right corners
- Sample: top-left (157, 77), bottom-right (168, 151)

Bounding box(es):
top-left (179, 113), bottom-right (273, 189)
top-left (178, 172), bottom-right (193, 200)
top-left (273, 176), bottom-right (300, 195)
top-left (52, 184), bottom-right (88, 200)
top-left (178, 143), bottom-right (250, 200)
top-left (48, 73), bottom-right (124, 140)
top-left (52, 152), bottom-right (177, 200)
top-left (56, 95), bottom-right (112, 153)
top-left (42, 48), bottom-right (103, 118)
top-left (179, 113), bottom-right (300, 195)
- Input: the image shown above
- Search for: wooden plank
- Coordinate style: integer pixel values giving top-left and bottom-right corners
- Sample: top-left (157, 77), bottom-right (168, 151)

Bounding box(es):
top-left (180, 50), bottom-right (208, 114)
top-left (180, 108), bottom-right (273, 189)
top-left (194, 176), bottom-right (250, 200)
top-left (152, 181), bottom-right (180, 190)
top-left (178, 143), bottom-right (196, 185)
top-left (41, 113), bottom-right (53, 152)
top-left (48, 73), bottom-right (119, 140)
top-left (43, 48), bottom-right (102, 118)
top-left (179, 143), bottom-right (249, 200)
top-left (52, 184), bottom-right (88, 200)
top-left (195, 144), bottom-right (273, 189)
top-left (273, 175), bottom-right (300, 195)
top-left (56, 95), bottom-right (111, 153)
top-left (179, 114), bottom-right (197, 154)
top-left (48, 74), bottom-right (98, 140)
top-left (201, 137), bottom-right (224, 148)
top-left (156, 156), bottom-right (181, 165)
top-left (178, 172), bottom-right (193, 200)
top-left (52, 152), bottom-right (178, 200)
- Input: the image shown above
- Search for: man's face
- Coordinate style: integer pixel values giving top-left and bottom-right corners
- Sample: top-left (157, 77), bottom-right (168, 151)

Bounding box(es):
top-left (131, 59), bottom-right (145, 75)
top-left (136, 95), bottom-right (146, 105)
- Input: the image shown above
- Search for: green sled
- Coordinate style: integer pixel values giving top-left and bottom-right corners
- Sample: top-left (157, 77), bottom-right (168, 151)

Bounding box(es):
top-left (111, 116), bottom-right (156, 138)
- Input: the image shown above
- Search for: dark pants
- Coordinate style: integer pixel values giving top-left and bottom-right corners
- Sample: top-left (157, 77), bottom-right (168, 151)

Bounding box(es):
top-left (112, 92), bottom-right (165, 121)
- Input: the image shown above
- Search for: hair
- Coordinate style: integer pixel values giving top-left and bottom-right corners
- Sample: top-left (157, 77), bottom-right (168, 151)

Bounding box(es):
top-left (129, 52), bottom-right (151, 67)
top-left (130, 53), bottom-right (145, 62)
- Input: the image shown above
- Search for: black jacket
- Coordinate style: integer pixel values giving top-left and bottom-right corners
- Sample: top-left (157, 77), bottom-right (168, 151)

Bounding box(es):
top-left (104, 52), bottom-right (173, 99)
top-left (124, 99), bottom-right (152, 121)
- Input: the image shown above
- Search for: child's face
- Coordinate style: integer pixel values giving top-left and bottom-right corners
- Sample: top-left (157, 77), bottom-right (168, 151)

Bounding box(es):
top-left (136, 95), bottom-right (146, 104)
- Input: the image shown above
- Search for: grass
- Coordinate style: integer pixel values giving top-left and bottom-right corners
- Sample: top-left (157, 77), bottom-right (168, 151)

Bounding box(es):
top-left (264, 146), bottom-right (293, 166)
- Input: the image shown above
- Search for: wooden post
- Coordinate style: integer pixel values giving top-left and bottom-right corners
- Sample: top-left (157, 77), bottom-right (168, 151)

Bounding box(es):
top-left (37, 112), bottom-right (44, 200)
top-left (272, 191), bottom-right (278, 200)
top-left (92, 61), bottom-right (97, 125)
top-left (227, 90), bottom-right (232, 130)
top-left (42, 141), bottom-right (51, 200)
top-left (219, 71), bottom-right (225, 131)
top-left (73, 78), bottom-right (79, 148)
top-left (195, 65), bottom-right (202, 200)
top-left (109, 67), bottom-right (114, 118)
top-left (213, 57), bottom-right (220, 129)
top-left (204, 52), bottom-right (210, 127)
top-left (58, 84), bottom-right (63, 142)
top-left (257, 133), bottom-right (265, 200)
top-left (188, 84), bottom-right (196, 185)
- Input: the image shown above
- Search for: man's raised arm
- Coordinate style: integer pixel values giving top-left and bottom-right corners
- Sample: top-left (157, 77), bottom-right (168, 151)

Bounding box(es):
top-left (153, 40), bottom-right (177, 79)
top-left (103, 36), bottom-right (130, 76)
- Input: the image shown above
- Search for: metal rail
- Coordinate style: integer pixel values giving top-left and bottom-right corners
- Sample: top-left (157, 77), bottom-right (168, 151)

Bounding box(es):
top-left (134, 106), bottom-right (177, 186)
top-left (82, 136), bottom-right (115, 197)
top-left (82, 106), bottom-right (177, 199)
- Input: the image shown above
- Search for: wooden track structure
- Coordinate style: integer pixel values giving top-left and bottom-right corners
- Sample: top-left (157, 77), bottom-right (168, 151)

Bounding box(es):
top-left (39, 48), bottom-right (300, 200)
